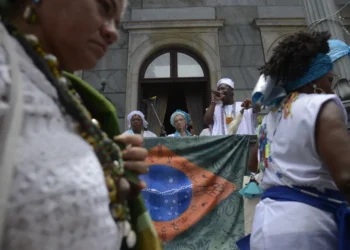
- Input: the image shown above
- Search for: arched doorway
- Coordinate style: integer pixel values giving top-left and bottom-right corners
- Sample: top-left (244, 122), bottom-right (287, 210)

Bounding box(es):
top-left (139, 48), bottom-right (210, 136)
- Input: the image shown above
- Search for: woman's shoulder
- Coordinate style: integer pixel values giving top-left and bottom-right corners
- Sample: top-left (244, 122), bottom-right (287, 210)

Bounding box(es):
top-left (122, 130), bottom-right (133, 135)
top-left (293, 93), bottom-right (346, 119)
top-left (144, 130), bottom-right (157, 137)
top-left (296, 93), bottom-right (339, 104)
top-left (0, 22), bottom-right (58, 100)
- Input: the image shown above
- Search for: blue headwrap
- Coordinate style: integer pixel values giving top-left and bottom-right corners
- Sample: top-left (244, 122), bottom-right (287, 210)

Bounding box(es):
top-left (252, 53), bottom-right (333, 107)
top-left (170, 110), bottom-right (191, 137)
top-left (327, 39), bottom-right (350, 62)
top-left (170, 110), bottom-right (191, 127)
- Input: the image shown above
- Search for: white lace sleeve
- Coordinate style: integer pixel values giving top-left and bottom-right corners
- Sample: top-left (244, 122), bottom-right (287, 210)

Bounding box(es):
top-left (0, 25), bottom-right (121, 250)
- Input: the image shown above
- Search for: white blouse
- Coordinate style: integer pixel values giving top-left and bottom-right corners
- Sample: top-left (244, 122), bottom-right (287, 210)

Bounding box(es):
top-left (251, 93), bottom-right (347, 250)
top-left (259, 93), bottom-right (347, 191)
top-left (0, 23), bottom-right (121, 250)
top-left (122, 129), bottom-right (157, 138)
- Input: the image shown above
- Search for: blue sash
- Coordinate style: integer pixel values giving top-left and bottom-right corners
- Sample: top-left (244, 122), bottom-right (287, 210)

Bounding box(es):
top-left (236, 186), bottom-right (350, 250)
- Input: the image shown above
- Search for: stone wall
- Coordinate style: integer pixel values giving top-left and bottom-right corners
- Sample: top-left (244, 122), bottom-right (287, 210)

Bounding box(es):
top-left (82, 0), bottom-right (350, 131)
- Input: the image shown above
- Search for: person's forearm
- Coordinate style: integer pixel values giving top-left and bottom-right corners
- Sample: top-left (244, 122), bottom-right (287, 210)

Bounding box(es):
top-left (204, 102), bottom-right (216, 125)
top-left (248, 143), bottom-right (259, 173)
top-left (227, 112), bottom-right (243, 135)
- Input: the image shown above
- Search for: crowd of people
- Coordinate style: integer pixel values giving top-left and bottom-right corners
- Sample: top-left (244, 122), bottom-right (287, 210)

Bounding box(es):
top-left (0, 0), bottom-right (349, 250)
top-left (124, 78), bottom-right (261, 138)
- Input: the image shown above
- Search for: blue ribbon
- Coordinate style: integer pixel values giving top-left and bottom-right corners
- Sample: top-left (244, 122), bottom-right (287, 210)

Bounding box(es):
top-left (284, 53), bottom-right (333, 93)
top-left (263, 186), bottom-right (349, 250)
top-left (252, 53), bottom-right (333, 108)
top-left (236, 186), bottom-right (350, 250)
top-left (328, 39), bottom-right (350, 62)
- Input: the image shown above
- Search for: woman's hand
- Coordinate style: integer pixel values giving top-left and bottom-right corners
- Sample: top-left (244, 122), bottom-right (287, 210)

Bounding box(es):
top-left (240, 98), bottom-right (261, 114)
top-left (253, 103), bottom-right (262, 113)
top-left (114, 134), bottom-right (149, 192)
top-left (241, 98), bottom-right (252, 109)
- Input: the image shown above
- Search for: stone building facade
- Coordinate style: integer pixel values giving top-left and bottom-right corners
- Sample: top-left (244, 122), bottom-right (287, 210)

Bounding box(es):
top-left (79, 0), bottom-right (350, 134)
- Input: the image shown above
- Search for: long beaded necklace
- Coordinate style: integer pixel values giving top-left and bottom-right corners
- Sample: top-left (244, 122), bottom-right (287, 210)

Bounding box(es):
top-left (220, 102), bottom-right (236, 134)
top-left (7, 25), bottom-right (137, 248)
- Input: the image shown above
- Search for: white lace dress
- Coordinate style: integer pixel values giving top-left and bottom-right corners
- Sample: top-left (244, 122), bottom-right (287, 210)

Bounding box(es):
top-left (0, 24), bottom-right (122, 250)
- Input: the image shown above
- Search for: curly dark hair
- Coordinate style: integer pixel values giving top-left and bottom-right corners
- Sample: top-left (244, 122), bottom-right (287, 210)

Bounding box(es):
top-left (0, 0), bottom-right (25, 20)
top-left (259, 31), bottom-right (331, 84)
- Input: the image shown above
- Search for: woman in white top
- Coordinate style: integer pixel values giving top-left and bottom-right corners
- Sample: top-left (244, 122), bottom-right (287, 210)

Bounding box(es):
top-left (237, 31), bottom-right (350, 250)
top-left (123, 111), bottom-right (157, 138)
top-left (0, 0), bottom-right (151, 250)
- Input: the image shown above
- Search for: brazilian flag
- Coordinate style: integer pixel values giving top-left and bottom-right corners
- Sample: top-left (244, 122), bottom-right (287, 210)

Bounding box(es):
top-left (141, 135), bottom-right (254, 250)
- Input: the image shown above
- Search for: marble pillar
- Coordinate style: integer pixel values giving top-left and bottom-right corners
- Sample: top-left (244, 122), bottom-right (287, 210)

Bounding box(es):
top-left (302, 0), bottom-right (350, 130)
top-left (302, 0), bottom-right (350, 81)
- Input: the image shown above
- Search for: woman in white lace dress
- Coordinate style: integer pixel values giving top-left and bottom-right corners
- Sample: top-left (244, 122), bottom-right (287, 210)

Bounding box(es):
top-left (0, 0), bottom-right (151, 250)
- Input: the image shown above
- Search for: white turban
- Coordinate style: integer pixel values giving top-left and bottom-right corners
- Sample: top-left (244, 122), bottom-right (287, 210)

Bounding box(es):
top-left (217, 78), bottom-right (234, 89)
top-left (127, 111), bottom-right (148, 129)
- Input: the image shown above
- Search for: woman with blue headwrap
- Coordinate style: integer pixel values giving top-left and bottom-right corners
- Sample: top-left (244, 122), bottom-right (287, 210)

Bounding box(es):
top-left (168, 110), bottom-right (192, 137)
top-left (237, 31), bottom-right (350, 250)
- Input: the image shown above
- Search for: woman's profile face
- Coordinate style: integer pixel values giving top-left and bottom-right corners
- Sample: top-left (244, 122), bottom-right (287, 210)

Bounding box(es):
top-left (315, 72), bottom-right (335, 94)
top-left (35, 0), bottom-right (125, 71)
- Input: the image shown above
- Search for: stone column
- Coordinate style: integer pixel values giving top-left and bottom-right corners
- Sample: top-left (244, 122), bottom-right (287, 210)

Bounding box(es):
top-left (302, 0), bottom-right (350, 131)
top-left (302, 0), bottom-right (350, 82)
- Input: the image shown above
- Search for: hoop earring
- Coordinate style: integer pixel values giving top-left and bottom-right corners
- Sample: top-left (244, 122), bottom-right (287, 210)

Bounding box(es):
top-left (313, 84), bottom-right (325, 94)
top-left (23, 0), bottom-right (40, 24)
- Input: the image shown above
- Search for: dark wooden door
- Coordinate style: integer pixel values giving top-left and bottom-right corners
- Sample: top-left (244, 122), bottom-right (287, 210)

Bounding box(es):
top-left (141, 81), bottom-right (207, 135)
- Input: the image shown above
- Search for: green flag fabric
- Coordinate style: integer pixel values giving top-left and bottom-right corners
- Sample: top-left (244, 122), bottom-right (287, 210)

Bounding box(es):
top-left (141, 135), bottom-right (254, 250)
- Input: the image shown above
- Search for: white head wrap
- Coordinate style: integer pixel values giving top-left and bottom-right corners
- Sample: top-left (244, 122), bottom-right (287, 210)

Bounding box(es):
top-left (127, 111), bottom-right (148, 129)
top-left (216, 78), bottom-right (234, 89)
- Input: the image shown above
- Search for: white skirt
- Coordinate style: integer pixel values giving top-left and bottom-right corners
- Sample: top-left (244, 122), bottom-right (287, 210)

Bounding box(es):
top-left (250, 198), bottom-right (338, 250)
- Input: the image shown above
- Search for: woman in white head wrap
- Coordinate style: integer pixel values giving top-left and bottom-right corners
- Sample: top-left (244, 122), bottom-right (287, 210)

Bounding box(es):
top-left (168, 110), bottom-right (192, 137)
top-left (123, 111), bottom-right (157, 138)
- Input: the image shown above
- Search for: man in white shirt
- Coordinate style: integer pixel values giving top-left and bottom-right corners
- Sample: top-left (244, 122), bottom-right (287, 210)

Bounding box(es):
top-left (204, 78), bottom-right (260, 136)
